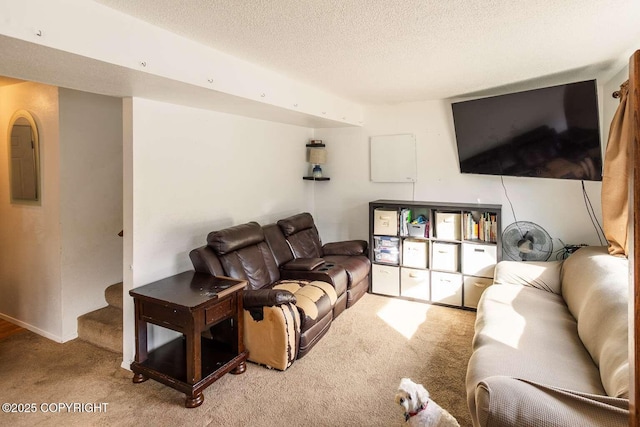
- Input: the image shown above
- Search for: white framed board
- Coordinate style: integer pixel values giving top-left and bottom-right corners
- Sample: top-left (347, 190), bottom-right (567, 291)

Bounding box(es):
top-left (370, 134), bottom-right (417, 183)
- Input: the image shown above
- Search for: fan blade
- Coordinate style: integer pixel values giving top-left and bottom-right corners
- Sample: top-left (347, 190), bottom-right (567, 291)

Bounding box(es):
top-left (517, 239), bottom-right (534, 253)
top-left (532, 236), bottom-right (547, 246)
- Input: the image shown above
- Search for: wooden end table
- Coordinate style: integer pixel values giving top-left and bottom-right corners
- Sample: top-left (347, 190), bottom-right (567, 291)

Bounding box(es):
top-left (129, 271), bottom-right (249, 408)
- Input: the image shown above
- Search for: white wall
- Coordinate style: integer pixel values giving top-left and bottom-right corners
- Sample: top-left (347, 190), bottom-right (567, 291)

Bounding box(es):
top-left (602, 67), bottom-right (629, 138)
top-left (0, 81), bottom-right (63, 340)
top-left (314, 86), bottom-right (617, 255)
top-left (122, 97), bottom-right (314, 367)
top-left (0, 83), bottom-right (123, 342)
top-left (0, 0), bottom-right (363, 127)
top-left (58, 88), bottom-right (123, 341)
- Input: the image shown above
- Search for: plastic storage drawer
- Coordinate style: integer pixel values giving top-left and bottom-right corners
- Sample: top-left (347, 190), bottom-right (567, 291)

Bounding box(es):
top-left (374, 236), bottom-right (400, 264)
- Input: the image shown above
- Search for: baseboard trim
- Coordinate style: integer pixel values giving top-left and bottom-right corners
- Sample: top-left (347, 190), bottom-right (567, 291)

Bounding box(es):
top-left (62, 332), bottom-right (79, 342)
top-left (0, 312), bottom-right (63, 343)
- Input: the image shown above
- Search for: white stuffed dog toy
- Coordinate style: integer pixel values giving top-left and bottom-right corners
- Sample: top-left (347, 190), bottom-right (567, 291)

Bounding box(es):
top-left (395, 378), bottom-right (460, 426)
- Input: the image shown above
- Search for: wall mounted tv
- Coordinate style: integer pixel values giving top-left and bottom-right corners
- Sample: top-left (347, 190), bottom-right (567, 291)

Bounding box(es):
top-left (451, 79), bottom-right (602, 181)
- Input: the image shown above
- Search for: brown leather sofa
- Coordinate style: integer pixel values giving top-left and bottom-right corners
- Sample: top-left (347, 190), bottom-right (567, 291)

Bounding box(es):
top-left (189, 214), bottom-right (370, 371)
top-left (275, 213), bottom-right (370, 308)
top-left (263, 222), bottom-right (350, 318)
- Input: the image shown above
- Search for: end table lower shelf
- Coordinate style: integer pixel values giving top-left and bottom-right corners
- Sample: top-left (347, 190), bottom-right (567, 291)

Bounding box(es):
top-left (132, 337), bottom-right (248, 407)
top-left (129, 271), bottom-right (249, 407)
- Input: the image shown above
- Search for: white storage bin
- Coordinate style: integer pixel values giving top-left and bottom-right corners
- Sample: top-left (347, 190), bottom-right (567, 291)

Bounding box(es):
top-left (431, 242), bottom-right (460, 272)
top-left (435, 212), bottom-right (461, 240)
top-left (372, 264), bottom-right (400, 296)
top-left (400, 268), bottom-right (430, 301)
top-left (462, 243), bottom-right (498, 278)
top-left (463, 276), bottom-right (493, 309)
top-left (402, 239), bottom-right (428, 269)
top-left (431, 271), bottom-right (463, 306)
top-left (374, 209), bottom-right (398, 235)
top-left (407, 223), bottom-right (429, 238)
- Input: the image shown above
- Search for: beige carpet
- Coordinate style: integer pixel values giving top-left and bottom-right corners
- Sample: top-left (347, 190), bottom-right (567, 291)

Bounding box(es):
top-left (0, 293), bottom-right (475, 426)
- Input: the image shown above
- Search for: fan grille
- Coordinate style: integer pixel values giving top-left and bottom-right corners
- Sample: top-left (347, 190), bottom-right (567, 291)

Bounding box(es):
top-left (503, 221), bottom-right (552, 261)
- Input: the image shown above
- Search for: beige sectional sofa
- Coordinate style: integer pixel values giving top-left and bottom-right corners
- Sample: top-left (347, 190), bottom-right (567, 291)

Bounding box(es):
top-left (466, 246), bottom-right (630, 426)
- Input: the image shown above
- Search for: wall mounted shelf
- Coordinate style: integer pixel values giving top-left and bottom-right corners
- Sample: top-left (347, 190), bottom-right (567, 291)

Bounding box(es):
top-left (304, 140), bottom-right (329, 181)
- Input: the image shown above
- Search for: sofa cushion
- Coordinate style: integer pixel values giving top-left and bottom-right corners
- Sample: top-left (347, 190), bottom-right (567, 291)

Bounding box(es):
top-left (561, 246), bottom-right (629, 398)
top-left (494, 259), bottom-right (563, 294)
top-left (263, 223), bottom-right (295, 266)
top-left (207, 222), bottom-right (281, 290)
top-left (323, 255), bottom-right (370, 287)
top-left (277, 212), bottom-right (315, 236)
top-left (468, 284), bottom-right (605, 398)
top-left (287, 229), bottom-right (323, 258)
top-left (277, 213), bottom-right (324, 258)
top-left (216, 242), bottom-right (281, 290)
top-left (207, 221), bottom-right (264, 254)
top-left (474, 376), bottom-right (629, 427)
top-left (273, 280), bottom-right (336, 330)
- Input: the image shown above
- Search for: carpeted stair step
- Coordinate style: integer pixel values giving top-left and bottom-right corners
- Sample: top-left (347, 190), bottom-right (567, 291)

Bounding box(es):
top-left (77, 305), bottom-right (122, 353)
top-left (105, 282), bottom-right (123, 310)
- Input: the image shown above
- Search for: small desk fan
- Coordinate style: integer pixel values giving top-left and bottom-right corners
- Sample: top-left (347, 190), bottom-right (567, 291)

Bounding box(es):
top-left (503, 221), bottom-right (552, 261)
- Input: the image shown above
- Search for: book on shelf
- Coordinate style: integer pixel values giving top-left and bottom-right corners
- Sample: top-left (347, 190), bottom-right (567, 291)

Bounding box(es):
top-left (464, 212), bottom-right (497, 243)
top-left (400, 208), bottom-right (411, 236)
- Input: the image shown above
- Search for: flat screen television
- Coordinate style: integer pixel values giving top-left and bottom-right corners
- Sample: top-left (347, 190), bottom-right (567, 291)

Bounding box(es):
top-left (451, 79), bottom-right (602, 181)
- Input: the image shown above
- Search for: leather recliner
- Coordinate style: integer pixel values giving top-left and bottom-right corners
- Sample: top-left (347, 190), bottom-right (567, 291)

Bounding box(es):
top-left (276, 212), bottom-right (371, 308)
top-left (189, 221), bottom-right (337, 370)
top-left (263, 222), bottom-right (350, 318)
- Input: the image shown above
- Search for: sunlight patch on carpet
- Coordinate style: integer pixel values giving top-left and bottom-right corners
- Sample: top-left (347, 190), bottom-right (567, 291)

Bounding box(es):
top-left (376, 298), bottom-right (431, 339)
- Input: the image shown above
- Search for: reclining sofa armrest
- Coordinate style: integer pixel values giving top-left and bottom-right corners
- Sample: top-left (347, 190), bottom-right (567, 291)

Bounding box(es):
top-left (493, 259), bottom-right (564, 294)
top-left (189, 245), bottom-right (226, 276)
top-left (243, 295), bottom-right (300, 371)
top-left (473, 376), bottom-right (628, 427)
top-left (280, 263), bottom-right (348, 290)
top-left (281, 258), bottom-right (325, 271)
top-left (322, 240), bottom-right (368, 256)
top-left (243, 289), bottom-right (296, 309)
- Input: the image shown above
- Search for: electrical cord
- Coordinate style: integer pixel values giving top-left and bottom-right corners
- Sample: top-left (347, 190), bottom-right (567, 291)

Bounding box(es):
top-left (581, 181), bottom-right (605, 245)
top-left (554, 238), bottom-right (588, 260)
top-left (501, 175), bottom-right (525, 237)
top-left (501, 177), bottom-right (602, 256)
top-left (500, 175), bottom-right (518, 223)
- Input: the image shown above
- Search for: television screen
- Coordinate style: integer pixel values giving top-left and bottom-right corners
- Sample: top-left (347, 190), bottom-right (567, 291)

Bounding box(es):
top-left (451, 79), bottom-right (602, 181)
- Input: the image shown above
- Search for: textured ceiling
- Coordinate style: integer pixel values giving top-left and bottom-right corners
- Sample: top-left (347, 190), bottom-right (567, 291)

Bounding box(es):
top-left (94, 0), bottom-right (640, 104)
